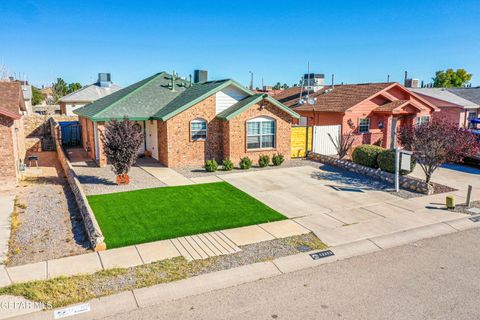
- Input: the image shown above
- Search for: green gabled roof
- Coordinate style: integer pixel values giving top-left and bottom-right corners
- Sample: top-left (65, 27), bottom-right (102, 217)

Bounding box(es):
top-left (216, 94), bottom-right (300, 120)
top-left (73, 72), bottom-right (297, 122)
top-left (74, 72), bottom-right (190, 121)
top-left (152, 79), bottom-right (252, 121)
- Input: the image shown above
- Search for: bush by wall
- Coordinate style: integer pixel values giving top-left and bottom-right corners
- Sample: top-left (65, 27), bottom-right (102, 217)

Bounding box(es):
top-left (222, 159), bottom-right (234, 171)
top-left (377, 149), bottom-right (416, 175)
top-left (239, 157), bottom-right (252, 169)
top-left (205, 160), bottom-right (218, 172)
top-left (272, 153), bottom-right (285, 166)
top-left (352, 144), bottom-right (384, 168)
top-left (258, 155), bottom-right (270, 168)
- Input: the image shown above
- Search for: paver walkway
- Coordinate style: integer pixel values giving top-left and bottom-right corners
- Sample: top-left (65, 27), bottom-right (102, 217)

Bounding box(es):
top-left (136, 158), bottom-right (193, 186)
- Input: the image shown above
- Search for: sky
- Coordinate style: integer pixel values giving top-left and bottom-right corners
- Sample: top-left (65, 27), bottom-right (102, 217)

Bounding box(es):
top-left (1, 0), bottom-right (479, 88)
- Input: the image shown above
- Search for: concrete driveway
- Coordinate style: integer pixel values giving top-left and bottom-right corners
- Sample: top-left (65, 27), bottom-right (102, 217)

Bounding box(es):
top-left (220, 164), bottom-right (467, 246)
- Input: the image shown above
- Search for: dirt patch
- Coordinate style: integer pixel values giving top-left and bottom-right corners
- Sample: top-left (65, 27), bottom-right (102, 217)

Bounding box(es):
top-left (6, 151), bottom-right (90, 267)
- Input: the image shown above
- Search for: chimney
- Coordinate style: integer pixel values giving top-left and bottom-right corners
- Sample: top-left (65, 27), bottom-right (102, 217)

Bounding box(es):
top-left (404, 71), bottom-right (408, 86)
top-left (194, 70), bottom-right (208, 83)
top-left (331, 74), bottom-right (335, 89)
top-left (98, 73), bottom-right (112, 87)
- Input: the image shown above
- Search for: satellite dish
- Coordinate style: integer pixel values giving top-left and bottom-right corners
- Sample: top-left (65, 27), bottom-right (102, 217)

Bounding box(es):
top-left (307, 98), bottom-right (315, 105)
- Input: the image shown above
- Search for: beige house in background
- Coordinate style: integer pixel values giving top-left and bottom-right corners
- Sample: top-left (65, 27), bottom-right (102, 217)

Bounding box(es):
top-left (59, 73), bottom-right (121, 116)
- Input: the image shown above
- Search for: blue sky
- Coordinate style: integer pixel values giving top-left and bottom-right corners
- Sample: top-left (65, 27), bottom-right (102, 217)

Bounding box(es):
top-left (1, 0), bottom-right (479, 88)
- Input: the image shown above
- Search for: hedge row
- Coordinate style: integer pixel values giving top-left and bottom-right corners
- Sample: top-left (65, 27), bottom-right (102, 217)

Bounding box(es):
top-left (352, 144), bottom-right (415, 175)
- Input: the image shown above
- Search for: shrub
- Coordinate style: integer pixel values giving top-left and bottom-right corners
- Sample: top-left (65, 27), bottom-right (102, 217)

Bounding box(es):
top-left (351, 144), bottom-right (384, 168)
top-left (377, 149), bottom-right (416, 175)
top-left (104, 118), bottom-right (144, 181)
top-left (222, 159), bottom-right (234, 171)
top-left (258, 155), bottom-right (270, 168)
top-left (239, 157), bottom-right (252, 169)
top-left (205, 160), bottom-right (218, 172)
top-left (272, 153), bottom-right (285, 166)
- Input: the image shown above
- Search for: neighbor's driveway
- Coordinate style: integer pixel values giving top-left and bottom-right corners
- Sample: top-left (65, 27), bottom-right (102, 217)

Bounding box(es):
top-left (410, 163), bottom-right (480, 196)
top-left (220, 164), bottom-right (467, 246)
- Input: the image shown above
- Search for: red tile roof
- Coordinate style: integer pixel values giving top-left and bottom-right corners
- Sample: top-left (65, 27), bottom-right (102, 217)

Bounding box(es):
top-left (292, 83), bottom-right (393, 113)
top-left (0, 82), bottom-right (25, 118)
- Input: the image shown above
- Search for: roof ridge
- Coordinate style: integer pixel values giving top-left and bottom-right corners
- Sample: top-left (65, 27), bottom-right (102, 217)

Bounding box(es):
top-left (94, 72), bottom-right (165, 119)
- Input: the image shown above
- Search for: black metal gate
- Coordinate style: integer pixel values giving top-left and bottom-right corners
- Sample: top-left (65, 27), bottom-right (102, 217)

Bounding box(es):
top-left (59, 121), bottom-right (82, 147)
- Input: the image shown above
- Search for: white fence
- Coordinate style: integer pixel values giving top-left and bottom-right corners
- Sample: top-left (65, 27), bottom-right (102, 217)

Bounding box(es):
top-left (312, 125), bottom-right (341, 155)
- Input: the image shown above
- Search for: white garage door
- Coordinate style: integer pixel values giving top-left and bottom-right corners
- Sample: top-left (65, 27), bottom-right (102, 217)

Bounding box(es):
top-left (312, 125), bottom-right (340, 155)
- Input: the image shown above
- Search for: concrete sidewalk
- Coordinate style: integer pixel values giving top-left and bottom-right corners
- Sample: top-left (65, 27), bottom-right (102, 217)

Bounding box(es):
top-left (0, 196), bottom-right (14, 264)
top-left (5, 215), bottom-right (479, 320)
top-left (0, 219), bottom-right (310, 286)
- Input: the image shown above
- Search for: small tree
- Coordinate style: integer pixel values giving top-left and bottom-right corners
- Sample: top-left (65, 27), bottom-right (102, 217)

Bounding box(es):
top-left (103, 118), bottom-right (144, 184)
top-left (433, 68), bottom-right (472, 88)
top-left (31, 86), bottom-right (43, 105)
top-left (68, 82), bottom-right (82, 93)
top-left (328, 131), bottom-right (356, 160)
top-left (398, 117), bottom-right (479, 184)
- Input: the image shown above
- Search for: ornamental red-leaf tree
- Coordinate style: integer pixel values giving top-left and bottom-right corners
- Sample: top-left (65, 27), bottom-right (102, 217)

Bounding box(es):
top-left (103, 118), bottom-right (143, 185)
top-left (398, 117), bottom-right (479, 184)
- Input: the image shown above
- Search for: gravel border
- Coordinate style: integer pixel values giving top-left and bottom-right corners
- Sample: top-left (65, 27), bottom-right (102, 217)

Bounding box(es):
top-left (174, 158), bottom-right (316, 178)
top-left (7, 177), bottom-right (90, 267)
top-left (70, 161), bottom-right (166, 196)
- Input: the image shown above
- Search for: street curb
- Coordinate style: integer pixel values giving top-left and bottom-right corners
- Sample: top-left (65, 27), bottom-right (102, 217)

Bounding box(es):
top-left (5, 216), bottom-right (480, 320)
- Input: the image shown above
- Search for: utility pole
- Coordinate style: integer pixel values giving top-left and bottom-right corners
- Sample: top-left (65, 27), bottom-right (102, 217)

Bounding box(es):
top-left (387, 74), bottom-right (390, 83)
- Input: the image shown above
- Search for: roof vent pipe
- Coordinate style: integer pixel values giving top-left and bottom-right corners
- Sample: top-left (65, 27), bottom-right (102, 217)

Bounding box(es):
top-left (331, 74), bottom-right (335, 89)
top-left (171, 70), bottom-right (176, 92)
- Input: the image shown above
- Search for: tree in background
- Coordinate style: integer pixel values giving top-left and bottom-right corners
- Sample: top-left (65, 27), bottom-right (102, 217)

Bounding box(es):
top-left (272, 82), bottom-right (282, 90)
top-left (68, 82), bottom-right (82, 93)
top-left (433, 68), bottom-right (472, 88)
top-left (103, 118), bottom-right (144, 185)
top-left (398, 117), bottom-right (479, 184)
top-left (281, 83), bottom-right (290, 89)
top-left (52, 78), bottom-right (68, 102)
top-left (31, 86), bottom-right (43, 105)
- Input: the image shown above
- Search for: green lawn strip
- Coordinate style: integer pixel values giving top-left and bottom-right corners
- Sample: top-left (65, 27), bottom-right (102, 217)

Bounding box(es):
top-left (87, 182), bottom-right (286, 248)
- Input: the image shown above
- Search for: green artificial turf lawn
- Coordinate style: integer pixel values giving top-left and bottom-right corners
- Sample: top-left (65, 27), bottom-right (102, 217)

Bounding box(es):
top-left (87, 182), bottom-right (286, 248)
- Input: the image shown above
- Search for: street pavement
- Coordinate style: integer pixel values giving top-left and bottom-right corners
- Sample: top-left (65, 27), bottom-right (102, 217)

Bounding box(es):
top-left (104, 228), bottom-right (480, 320)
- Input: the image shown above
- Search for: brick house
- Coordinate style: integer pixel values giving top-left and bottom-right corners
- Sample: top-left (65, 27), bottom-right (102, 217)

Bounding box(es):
top-left (273, 82), bottom-right (438, 149)
top-left (74, 72), bottom-right (299, 167)
top-left (0, 82), bottom-right (26, 184)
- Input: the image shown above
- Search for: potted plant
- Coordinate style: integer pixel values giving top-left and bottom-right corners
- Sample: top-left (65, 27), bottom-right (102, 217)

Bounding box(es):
top-left (104, 118), bottom-right (144, 185)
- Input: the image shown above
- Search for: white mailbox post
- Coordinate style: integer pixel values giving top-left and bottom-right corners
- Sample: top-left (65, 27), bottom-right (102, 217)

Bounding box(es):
top-left (395, 148), bottom-right (413, 192)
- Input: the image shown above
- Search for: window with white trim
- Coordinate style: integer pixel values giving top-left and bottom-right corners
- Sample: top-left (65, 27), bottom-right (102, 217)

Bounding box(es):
top-left (416, 116), bottom-right (430, 127)
top-left (247, 117), bottom-right (275, 149)
top-left (358, 118), bottom-right (370, 133)
top-left (191, 118), bottom-right (207, 141)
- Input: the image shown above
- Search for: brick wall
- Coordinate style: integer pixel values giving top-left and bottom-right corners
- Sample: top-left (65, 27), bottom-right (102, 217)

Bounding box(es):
top-left (226, 100), bottom-right (293, 163)
top-left (161, 95), bottom-right (225, 167)
top-left (79, 117), bottom-right (107, 167)
top-left (0, 115), bottom-right (17, 183)
top-left (51, 119), bottom-right (106, 251)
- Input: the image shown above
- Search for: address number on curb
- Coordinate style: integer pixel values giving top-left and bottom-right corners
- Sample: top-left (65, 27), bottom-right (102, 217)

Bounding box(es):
top-left (310, 250), bottom-right (334, 260)
top-left (54, 303), bottom-right (91, 319)
top-left (469, 216), bottom-right (480, 223)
